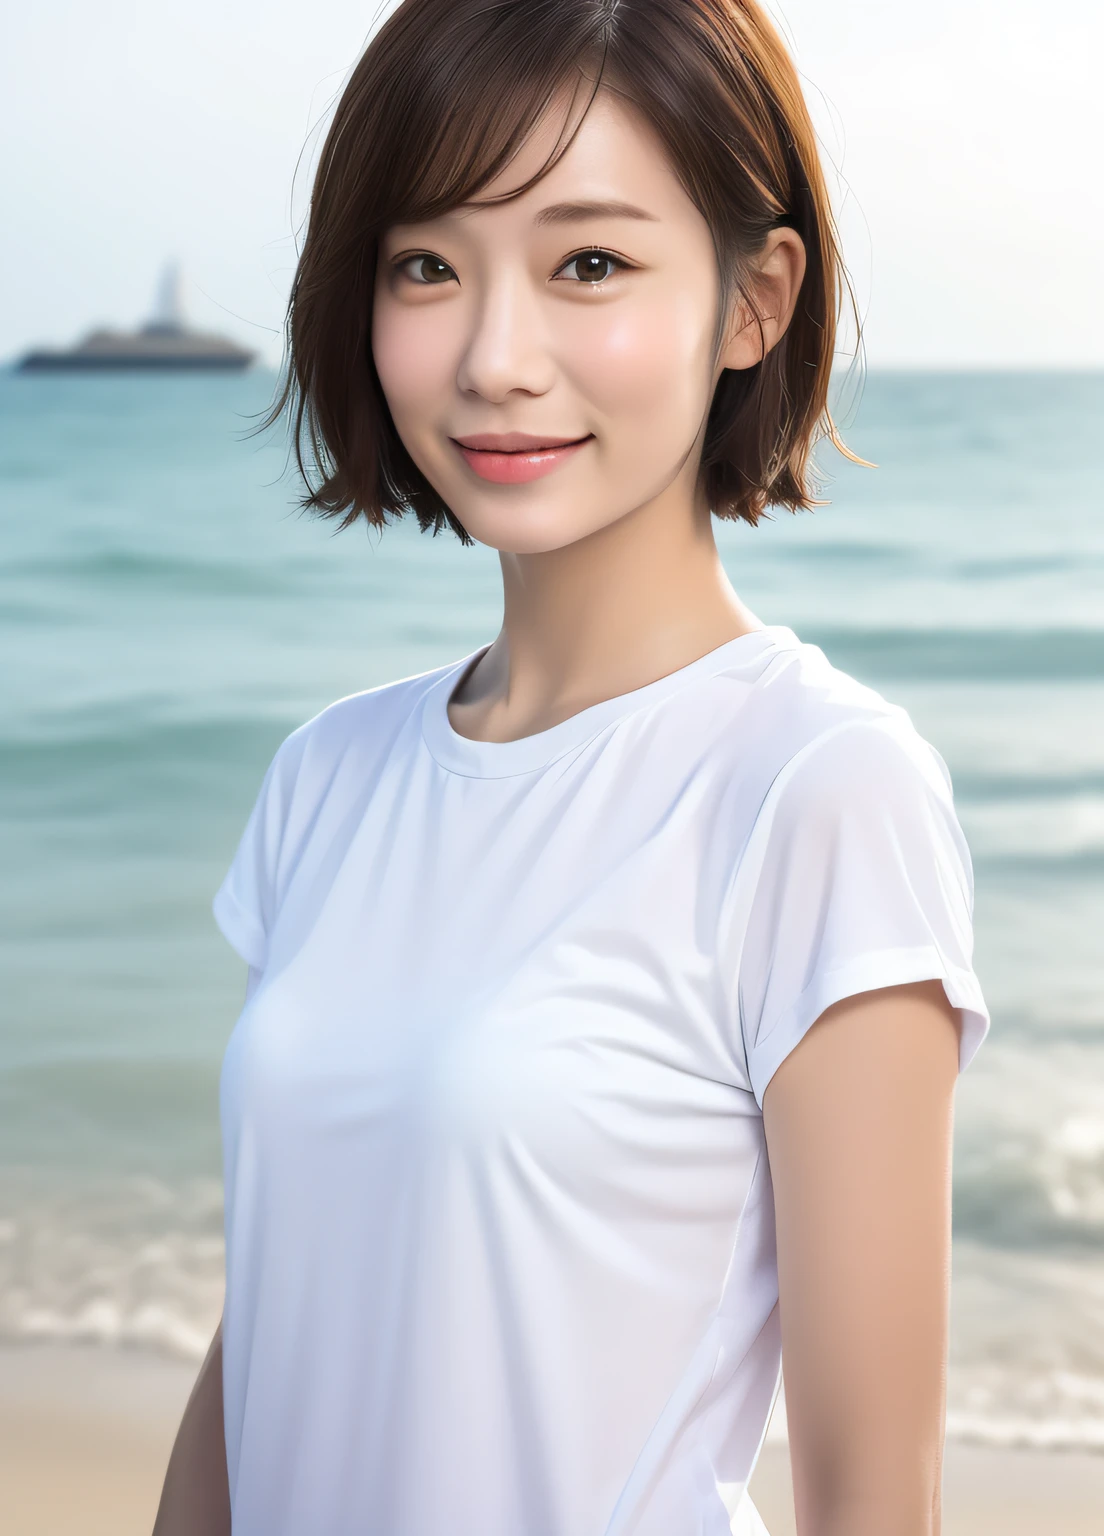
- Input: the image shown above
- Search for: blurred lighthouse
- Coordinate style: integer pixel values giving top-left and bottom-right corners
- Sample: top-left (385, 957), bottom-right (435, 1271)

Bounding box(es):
top-left (146, 261), bottom-right (188, 335)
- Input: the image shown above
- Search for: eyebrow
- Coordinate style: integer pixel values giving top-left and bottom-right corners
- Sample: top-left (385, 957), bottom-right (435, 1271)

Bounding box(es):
top-left (390, 198), bottom-right (661, 237)
top-left (531, 199), bottom-right (659, 227)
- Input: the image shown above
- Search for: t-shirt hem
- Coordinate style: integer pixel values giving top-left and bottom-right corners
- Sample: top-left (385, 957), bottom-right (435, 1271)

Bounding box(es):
top-left (748, 945), bottom-right (991, 1110)
top-left (212, 884), bottom-right (267, 971)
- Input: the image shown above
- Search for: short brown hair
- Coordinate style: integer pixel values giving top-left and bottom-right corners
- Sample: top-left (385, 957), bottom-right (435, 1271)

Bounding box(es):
top-left (265, 0), bottom-right (858, 541)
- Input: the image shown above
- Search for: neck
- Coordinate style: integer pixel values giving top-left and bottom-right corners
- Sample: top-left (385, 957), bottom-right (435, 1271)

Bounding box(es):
top-left (449, 473), bottom-right (762, 743)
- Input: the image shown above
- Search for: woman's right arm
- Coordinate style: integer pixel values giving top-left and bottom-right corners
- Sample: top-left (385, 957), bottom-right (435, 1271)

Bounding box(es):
top-left (152, 1318), bottom-right (231, 1534)
top-left (154, 966), bottom-right (261, 1531)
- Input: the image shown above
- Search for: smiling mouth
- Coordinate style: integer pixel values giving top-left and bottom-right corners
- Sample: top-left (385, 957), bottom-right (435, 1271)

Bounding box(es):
top-left (450, 434), bottom-right (594, 485)
top-left (452, 433), bottom-right (592, 453)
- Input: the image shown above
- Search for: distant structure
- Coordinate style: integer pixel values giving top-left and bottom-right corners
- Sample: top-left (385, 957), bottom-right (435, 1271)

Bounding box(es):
top-left (16, 262), bottom-right (256, 372)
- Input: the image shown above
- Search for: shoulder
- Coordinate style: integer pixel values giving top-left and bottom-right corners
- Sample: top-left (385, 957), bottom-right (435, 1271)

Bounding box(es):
top-left (261, 655), bottom-right (462, 795)
top-left (216, 656), bottom-right (466, 943)
top-left (721, 640), bottom-right (973, 920)
top-left (715, 632), bottom-right (954, 815)
top-left (721, 641), bottom-right (989, 1100)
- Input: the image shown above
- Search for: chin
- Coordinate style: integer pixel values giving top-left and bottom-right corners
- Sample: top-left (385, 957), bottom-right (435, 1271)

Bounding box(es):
top-left (455, 503), bottom-right (616, 556)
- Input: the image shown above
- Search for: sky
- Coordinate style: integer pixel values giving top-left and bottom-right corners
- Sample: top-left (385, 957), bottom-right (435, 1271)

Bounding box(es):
top-left (3, 0), bottom-right (1102, 368)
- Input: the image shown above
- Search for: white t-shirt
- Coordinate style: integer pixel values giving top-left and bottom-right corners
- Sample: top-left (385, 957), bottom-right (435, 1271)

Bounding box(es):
top-left (213, 624), bottom-right (989, 1536)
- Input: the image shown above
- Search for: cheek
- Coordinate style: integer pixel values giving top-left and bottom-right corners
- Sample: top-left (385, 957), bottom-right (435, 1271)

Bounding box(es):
top-left (564, 292), bottom-right (716, 434)
top-left (371, 300), bottom-right (457, 428)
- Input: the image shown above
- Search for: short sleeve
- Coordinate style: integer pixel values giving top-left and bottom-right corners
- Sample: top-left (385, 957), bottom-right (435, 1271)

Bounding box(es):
top-left (212, 738), bottom-right (298, 972)
top-left (729, 716), bottom-right (990, 1111)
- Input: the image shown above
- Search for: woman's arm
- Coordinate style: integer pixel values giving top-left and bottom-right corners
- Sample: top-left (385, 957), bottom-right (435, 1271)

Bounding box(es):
top-left (151, 1319), bottom-right (231, 1535)
top-left (152, 966), bottom-right (259, 1532)
top-left (762, 978), bottom-right (962, 1536)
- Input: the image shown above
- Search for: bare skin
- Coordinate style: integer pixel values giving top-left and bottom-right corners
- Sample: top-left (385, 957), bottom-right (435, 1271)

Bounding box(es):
top-left (152, 1317), bottom-right (229, 1536)
top-left (765, 979), bottom-right (961, 1536)
top-left (156, 85), bottom-right (963, 1536)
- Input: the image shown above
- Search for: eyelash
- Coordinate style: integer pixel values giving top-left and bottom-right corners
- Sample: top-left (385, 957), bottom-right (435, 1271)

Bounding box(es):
top-left (555, 248), bottom-right (633, 284)
top-left (393, 248), bottom-right (633, 287)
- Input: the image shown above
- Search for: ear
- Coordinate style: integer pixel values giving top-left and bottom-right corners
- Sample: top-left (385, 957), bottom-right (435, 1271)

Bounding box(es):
top-left (718, 227), bottom-right (808, 372)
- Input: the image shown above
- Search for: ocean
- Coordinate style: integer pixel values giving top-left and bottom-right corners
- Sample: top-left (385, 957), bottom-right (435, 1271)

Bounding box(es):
top-left (1, 368), bottom-right (1102, 1450)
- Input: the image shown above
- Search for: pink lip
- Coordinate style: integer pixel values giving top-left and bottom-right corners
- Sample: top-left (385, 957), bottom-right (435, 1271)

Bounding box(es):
top-left (451, 433), bottom-right (593, 485)
top-left (454, 432), bottom-right (587, 451)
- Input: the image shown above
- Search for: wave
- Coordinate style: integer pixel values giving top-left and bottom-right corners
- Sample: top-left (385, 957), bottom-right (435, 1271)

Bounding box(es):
top-left (764, 546), bottom-right (1098, 580)
top-left (954, 770), bottom-right (1104, 801)
top-left (941, 1242), bottom-right (1104, 1452)
top-left (0, 717), bottom-right (291, 812)
top-left (5, 1176), bottom-right (1104, 1453)
top-left (0, 1173), bottom-right (224, 1364)
top-left (2, 547), bottom-right (308, 599)
top-left (953, 1048), bottom-right (1104, 1252)
top-left (973, 849), bottom-right (1104, 877)
top-left (971, 1008), bottom-right (1104, 1044)
top-left (954, 1168), bottom-right (1104, 1253)
top-left (0, 1060), bottom-right (223, 1176)
top-left (12, 1299), bottom-right (214, 1361)
top-left (766, 1387), bottom-right (1104, 1453)
top-left (952, 553), bottom-right (1100, 579)
top-left (943, 1407), bottom-right (1104, 1452)
top-left (802, 626), bottom-right (1104, 680)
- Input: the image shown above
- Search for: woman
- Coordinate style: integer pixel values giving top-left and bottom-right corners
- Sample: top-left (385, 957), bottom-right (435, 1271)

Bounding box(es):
top-left (155, 2), bottom-right (989, 1533)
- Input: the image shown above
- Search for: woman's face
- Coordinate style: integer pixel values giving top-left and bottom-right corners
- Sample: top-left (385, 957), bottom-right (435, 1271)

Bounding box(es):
top-left (372, 88), bottom-right (743, 555)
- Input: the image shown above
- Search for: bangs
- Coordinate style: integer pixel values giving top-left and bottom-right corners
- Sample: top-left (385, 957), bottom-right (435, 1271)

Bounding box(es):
top-left (347, 3), bottom-right (615, 230)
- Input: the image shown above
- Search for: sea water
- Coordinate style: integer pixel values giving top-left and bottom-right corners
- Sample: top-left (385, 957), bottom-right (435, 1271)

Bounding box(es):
top-left (1, 368), bottom-right (1102, 1448)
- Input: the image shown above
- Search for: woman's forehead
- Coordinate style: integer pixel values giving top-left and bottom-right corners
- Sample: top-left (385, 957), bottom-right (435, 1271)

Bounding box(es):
top-left (384, 93), bottom-right (687, 237)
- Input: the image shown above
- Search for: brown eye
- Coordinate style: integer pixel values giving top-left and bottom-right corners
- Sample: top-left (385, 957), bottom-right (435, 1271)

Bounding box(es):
top-left (558, 250), bottom-right (627, 284)
top-left (400, 255), bottom-right (455, 285)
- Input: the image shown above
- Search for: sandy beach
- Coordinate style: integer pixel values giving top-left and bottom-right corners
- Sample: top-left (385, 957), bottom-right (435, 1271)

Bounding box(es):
top-left (3, 1345), bottom-right (1103, 1535)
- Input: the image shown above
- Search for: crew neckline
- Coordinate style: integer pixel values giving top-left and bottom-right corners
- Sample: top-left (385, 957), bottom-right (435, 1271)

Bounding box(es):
top-left (420, 625), bottom-right (801, 779)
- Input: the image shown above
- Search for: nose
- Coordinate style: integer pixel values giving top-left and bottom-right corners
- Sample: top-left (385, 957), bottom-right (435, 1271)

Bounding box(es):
top-left (455, 270), bottom-right (555, 403)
